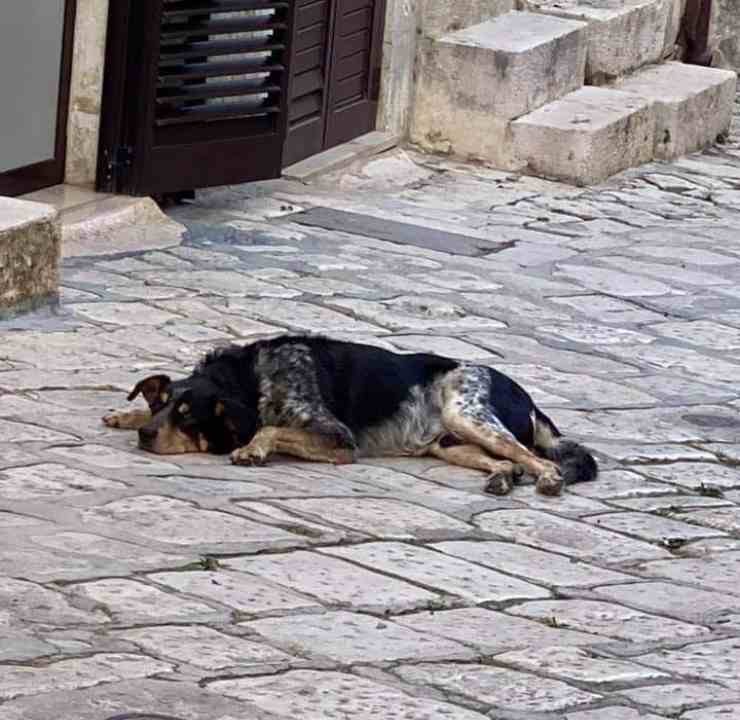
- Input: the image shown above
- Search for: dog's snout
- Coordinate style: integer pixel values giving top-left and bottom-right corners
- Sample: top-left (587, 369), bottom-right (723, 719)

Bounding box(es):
top-left (138, 426), bottom-right (157, 446)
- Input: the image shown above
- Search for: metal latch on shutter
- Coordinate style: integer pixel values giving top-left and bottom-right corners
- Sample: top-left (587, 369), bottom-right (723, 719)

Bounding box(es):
top-left (102, 145), bottom-right (134, 187)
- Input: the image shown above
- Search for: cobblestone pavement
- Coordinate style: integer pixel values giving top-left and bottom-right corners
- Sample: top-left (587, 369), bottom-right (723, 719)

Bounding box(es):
top-left (3, 100), bottom-right (740, 719)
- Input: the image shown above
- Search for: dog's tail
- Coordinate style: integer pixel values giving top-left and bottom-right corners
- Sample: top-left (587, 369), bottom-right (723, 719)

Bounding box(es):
top-left (532, 408), bottom-right (598, 485)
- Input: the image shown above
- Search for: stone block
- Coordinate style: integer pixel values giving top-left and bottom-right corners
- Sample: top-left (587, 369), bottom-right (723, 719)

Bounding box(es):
top-left (511, 87), bottom-right (655, 185)
top-left (419, 0), bottom-right (516, 38)
top-left (0, 197), bottom-right (59, 318)
top-left (411, 11), bottom-right (586, 168)
top-left (618, 62), bottom-right (737, 159)
top-left (525, 0), bottom-right (672, 82)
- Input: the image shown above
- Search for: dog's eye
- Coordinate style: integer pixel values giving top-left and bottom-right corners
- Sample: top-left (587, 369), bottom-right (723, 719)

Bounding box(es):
top-left (160, 392), bottom-right (170, 404)
top-left (178, 402), bottom-right (190, 416)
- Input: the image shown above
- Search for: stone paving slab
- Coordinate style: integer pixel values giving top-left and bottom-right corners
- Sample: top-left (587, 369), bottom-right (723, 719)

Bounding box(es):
top-left (225, 550), bottom-right (440, 613)
top-left (395, 661), bottom-right (600, 713)
top-left (210, 670), bottom-right (489, 719)
top-left (323, 542), bottom-right (550, 603)
top-left (474, 509), bottom-right (673, 564)
top-left (393, 607), bottom-right (598, 652)
top-left (245, 611), bottom-right (474, 664)
top-left (507, 598), bottom-right (708, 643)
top-left (4, 99), bottom-right (740, 717)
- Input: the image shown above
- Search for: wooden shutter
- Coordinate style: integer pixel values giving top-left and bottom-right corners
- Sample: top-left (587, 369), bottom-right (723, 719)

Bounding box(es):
top-left (323, 0), bottom-right (385, 150)
top-left (98, 0), bottom-right (295, 195)
top-left (282, 0), bottom-right (333, 167)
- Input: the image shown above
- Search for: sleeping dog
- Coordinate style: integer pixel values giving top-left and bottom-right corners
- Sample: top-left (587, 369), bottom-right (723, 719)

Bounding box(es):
top-left (103, 335), bottom-right (597, 496)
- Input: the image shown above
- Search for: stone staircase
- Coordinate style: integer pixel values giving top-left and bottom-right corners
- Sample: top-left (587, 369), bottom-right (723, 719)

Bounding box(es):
top-left (411, 0), bottom-right (737, 185)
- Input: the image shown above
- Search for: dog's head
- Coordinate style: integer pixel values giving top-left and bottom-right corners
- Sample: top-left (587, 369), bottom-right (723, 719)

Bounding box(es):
top-left (128, 374), bottom-right (257, 455)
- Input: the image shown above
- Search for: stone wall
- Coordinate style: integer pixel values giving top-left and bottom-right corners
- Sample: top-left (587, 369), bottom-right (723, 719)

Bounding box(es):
top-left (65, 0), bottom-right (109, 186)
top-left (0, 199), bottom-right (59, 318)
top-left (377, 0), bottom-right (419, 136)
top-left (712, 0), bottom-right (740, 70)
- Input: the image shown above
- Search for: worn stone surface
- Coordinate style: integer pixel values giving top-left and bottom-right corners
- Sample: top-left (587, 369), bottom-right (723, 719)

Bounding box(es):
top-left (117, 625), bottom-right (293, 670)
top-left (0, 654), bottom-right (174, 701)
top-left (508, 598), bottom-right (708, 642)
top-left (433, 540), bottom-right (632, 587)
top-left (595, 581), bottom-right (740, 622)
top-left (525, 0), bottom-right (672, 81)
top-left (211, 670), bottom-right (490, 719)
top-left (618, 682), bottom-right (740, 713)
top-left (225, 550), bottom-right (439, 612)
top-left (4, 104), bottom-right (740, 716)
top-left (0, 198), bottom-right (59, 317)
top-left (411, 11), bottom-right (586, 167)
top-left (618, 62), bottom-right (737, 159)
top-left (324, 542), bottom-right (549, 602)
top-left (67, 578), bottom-right (223, 624)
top-left (475, 509), bottom-right (672, 563)
top-left (496, 645), bottom-right (670, 685)
top-left (396, 662), bottom-right (600, 711)
top-left (511, 87), bottom-right (656, 185)
top-left (246, 611), bottom-right (473, 664)
top-left (637, 639), bottom-right (740, 691)
top-left (394, 607), bottom-right (598, 652)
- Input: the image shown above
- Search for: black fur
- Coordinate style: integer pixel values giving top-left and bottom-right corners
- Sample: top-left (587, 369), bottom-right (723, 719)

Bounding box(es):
top-left (116, 335), bottom-right (598, 494)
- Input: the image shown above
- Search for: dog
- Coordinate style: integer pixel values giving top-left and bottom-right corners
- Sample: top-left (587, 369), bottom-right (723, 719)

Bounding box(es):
top-left (102, 335), bottom-right (597, 496)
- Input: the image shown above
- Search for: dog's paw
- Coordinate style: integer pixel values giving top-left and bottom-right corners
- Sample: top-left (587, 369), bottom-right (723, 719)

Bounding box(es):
top-left (231, 445), bottom-right (269, 466)
top-left (484, 464), bottom-right (525, 496)
top-left (102, 412), bottom-right (122, 428)
top-left (536, 467), bottom-right (564, 496)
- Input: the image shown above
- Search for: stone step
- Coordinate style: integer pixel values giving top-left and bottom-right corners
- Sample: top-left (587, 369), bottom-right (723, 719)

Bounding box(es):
top-left (420, 0), bottom-right (517, 38)
top-left (0, 197), bottom-right (59, 318)
top-left (23, 185), bottom-right (186, 259)
top-left (411, 11), bottom-right (587, 168)
top-left (616, 61), bottom-right (738, 159)
top-left (510, 86), bottom-right (655, 185)
top-left (524, 0), bottom-right (677, 83)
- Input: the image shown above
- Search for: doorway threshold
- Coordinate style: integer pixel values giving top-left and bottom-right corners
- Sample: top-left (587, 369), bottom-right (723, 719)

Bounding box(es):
top-left (282, 131), bottom-right (400, 182)
top-left (22, 185), bottom-right (185, 258)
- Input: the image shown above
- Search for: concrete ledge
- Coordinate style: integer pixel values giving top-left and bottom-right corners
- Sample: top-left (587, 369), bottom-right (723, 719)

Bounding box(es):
top-left (283, 131), bottom-right (401, 182)
top-left (617, 62), bottom-right (738, 159)
top-left (0, 197), bottom-right (60, 318)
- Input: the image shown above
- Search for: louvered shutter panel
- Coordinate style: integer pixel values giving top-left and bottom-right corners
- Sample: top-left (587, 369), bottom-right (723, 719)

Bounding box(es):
top-left (100, 0), bottom-right (295, 195)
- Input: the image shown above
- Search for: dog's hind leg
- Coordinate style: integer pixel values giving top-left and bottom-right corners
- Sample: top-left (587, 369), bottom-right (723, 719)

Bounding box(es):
top-left (428, 438), bottom-right (525, 495)
top-left (102, 408), bottom-right (152, 429)
top-left (440, 367), bottom-right (563, 496)
top-left (231, 426), bottom-right (356, 466)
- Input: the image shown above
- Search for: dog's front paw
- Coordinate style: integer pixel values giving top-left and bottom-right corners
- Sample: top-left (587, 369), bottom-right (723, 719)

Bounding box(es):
top-left (536, 467), bottom-right (564, 496)
top-left (102, 412), bottom-right (123, 428)
top-left (484, 464), bottom-right (525, 496)
top-left (231, 445), bottom-right (269, 466)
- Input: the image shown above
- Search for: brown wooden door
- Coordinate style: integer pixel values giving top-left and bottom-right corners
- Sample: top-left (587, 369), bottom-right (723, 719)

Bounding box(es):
top-left (0, 0), bottom-right (76, 196)
top-left (324, 0), bottom-right (385, 149)
top-left (283, 0), bottom-right (385, 166)
top-left (282, 0), bottom-right (332, 167)
top-left (97, 0), bottom-right (296, 196)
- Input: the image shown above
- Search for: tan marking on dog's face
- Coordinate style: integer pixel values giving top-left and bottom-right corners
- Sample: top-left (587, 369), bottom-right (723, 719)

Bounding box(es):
top-left (144, 420), bottom-right (207, 455)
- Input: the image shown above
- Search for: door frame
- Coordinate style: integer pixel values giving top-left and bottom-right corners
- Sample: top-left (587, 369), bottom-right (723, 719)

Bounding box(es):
top-left (0, 0), bottom-right (77, 196)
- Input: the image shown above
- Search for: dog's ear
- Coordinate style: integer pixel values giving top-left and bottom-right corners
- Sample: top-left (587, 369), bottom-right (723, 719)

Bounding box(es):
top-left (215, 398), bottom-right (258, 445)
top-left (127, 375), bottom-right (172, 409)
